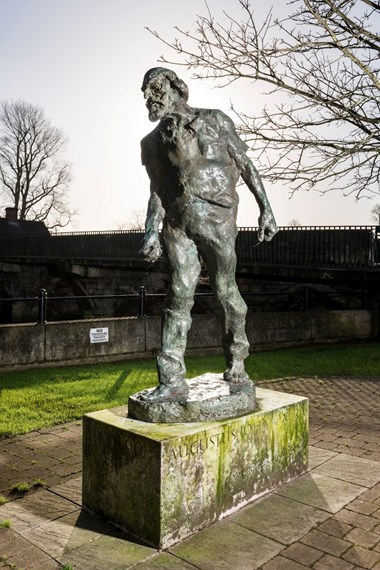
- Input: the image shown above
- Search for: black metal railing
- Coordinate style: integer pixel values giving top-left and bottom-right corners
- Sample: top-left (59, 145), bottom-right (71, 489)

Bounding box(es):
top-left (0, 285), bottom-right (369, 325)
top-left (0, 226), bottom-right (379, 268)
top-left (237, 226), bottom-right (378, 267)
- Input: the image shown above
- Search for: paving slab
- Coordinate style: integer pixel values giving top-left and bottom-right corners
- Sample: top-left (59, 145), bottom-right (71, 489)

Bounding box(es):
top-left (334, 508), bottom-right (379, 531)
top-left (342, 544), bottom-right (380, 568)
top-left (314, 453), bottom-right (380, 487)
top-left (33, 560), bottom-right (61, 570)
top-left (308, 446), bottom-right (338, 470)
top-left (313, 553), bottom-right (355, 569)
top-left (0, 527), bottom-right (36, 557)
top-left (230, 493), bottom-right (329, 545)
top-left (49, 475), bottom-right (82, 505)
top-left (134, 552), bottom-right (200, 569)
top-left (281, 542), bottom-right (324, 566)
top-left (169, 519), bottom-right (284, 570)
top-left (261, 555), bottom-right (310, 569)
top-left (346, 497), bottom-right (379, 516)
top-left (300, 528), bottom-right (351, 556)
top-left (317, 517), bottom-right (353, 538)
top-left (0, 490), bottom-right (79, 533)
top-left (21, 508), bottom-right (114, 559)
top-left (276, 471), bottom-right (366, 513)
top-left (61, 528), bottom-right (155, 570)
top-left (345, 527), bottom-right (380, 548)
top-left (1, 543), bottom-right (58, 569)
top-left (0, 529), bottom-right (59, 568)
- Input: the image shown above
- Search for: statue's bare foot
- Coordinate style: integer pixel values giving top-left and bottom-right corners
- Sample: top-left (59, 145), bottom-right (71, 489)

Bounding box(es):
top-left (224, 361), bottom-right (250, 384)
top-left (141, 382), bottom-right (189, 403)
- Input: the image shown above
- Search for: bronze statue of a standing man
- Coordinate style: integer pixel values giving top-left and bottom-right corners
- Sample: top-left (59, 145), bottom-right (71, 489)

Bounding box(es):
top-left (140, 67), bottom-right (277, 402)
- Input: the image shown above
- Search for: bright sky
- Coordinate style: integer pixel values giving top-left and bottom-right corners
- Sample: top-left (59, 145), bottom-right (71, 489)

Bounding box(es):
top-left (1, 0), bottom-right (378, 231)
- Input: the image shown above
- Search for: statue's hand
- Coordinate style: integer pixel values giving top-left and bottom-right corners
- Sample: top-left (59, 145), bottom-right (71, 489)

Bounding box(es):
top-left (258, 209), bottom-right (278, 242)
top-left (139, 231), bottom-right (162, 262)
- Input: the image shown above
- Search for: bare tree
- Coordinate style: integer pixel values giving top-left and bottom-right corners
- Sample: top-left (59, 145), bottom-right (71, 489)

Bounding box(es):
top-left (117, 208), bottom-right (146, 230)
top-left (288, 218), bottom-right (302, 226)
top-left (0, 100), bottom-right (74, 229)
top-left (149, 0), bottom-right (380, 198)
top-left (370, 203), bottom-right (380, 224)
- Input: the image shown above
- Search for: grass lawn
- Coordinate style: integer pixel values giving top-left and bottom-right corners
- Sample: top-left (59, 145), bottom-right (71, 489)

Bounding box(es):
top-left (0, 341), bottom-right (379, 437)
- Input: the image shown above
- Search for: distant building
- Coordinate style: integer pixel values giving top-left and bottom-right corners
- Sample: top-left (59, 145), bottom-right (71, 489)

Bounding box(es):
top-left (0, 207), bottom-right (50, 236)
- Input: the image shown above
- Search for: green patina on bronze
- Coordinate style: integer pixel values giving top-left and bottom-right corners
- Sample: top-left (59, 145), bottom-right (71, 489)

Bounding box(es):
top-left (138, 67), bottom-right (278, 405)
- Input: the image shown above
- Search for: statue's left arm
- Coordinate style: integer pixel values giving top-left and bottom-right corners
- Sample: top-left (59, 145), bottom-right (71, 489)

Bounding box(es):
top-left (240, 158), bottom-right (278, 242)
top-left (221, 113), bottom-right (278, 242)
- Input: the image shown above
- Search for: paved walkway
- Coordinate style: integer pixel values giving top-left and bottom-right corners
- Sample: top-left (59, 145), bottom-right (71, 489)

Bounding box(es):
top-left (0, 377), bottom-right (379, 569)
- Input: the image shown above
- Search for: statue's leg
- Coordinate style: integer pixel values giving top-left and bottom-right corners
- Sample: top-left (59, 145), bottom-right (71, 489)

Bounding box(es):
top-left (145, 226), bottom-right (201, 402)
top-left (199, 220), bottom-right (250, 383)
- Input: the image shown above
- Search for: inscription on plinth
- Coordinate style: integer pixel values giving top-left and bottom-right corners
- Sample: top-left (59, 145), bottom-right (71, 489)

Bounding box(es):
top-left (83, 388), bottom-right (308, 549)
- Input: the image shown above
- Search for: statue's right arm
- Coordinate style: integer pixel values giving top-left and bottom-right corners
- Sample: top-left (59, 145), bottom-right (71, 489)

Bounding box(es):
top-left (139, 137), bottom-right (165, 262)
top-left (139, 190), bottom-right (164, 262)
top-left (140, 186), bottom-right (165, 262)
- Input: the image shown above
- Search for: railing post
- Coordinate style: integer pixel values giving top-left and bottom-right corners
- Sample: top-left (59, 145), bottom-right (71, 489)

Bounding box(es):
top-left (138, 286), bottom-right (146, 318)
top-left (304, 286), bottom-right (309, 311)
top-left (362, 285), bottom-right (368, 310)
top-left (37, 288), bottom-right (47, 324)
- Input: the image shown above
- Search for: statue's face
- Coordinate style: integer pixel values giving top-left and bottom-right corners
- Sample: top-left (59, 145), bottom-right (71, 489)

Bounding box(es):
top-left (143, 75), bottom-right (179, 122)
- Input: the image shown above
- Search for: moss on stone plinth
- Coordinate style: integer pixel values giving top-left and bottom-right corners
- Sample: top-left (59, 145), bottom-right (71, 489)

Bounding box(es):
top-left (83, 387), bottom-right (308, 548)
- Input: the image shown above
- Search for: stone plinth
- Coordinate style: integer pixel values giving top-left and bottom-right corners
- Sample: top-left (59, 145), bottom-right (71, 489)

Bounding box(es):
top-left (128, 373), bottom-right (256, 423)
top-left (82, 388), bottom-right (308, 549)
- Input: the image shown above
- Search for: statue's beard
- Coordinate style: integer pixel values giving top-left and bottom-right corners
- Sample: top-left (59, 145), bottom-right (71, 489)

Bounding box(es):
top-left (147, 100), bottom-right (165, 122)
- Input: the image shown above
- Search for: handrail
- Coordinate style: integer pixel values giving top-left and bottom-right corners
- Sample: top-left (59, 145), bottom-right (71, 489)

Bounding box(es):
top-left (0, 285), bottom-right (368, 325)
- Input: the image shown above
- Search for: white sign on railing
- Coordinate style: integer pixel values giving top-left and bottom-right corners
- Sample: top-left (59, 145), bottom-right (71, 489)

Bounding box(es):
top-left (90, 327), bottom-right (109, 344)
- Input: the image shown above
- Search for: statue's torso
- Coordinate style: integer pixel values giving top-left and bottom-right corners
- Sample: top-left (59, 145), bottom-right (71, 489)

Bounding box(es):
top-left (141, 109), bottom-right (244, 222)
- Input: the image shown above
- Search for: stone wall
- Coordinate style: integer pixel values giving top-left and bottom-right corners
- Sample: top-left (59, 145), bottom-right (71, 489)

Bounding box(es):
top-left (0, 309), bottom-right (375, 370)
top-left (2, 256), bottom-right (378, 324)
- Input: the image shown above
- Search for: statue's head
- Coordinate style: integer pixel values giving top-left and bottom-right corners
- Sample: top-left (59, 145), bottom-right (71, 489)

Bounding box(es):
top-left (142, 67), bottom-right (189, 122)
